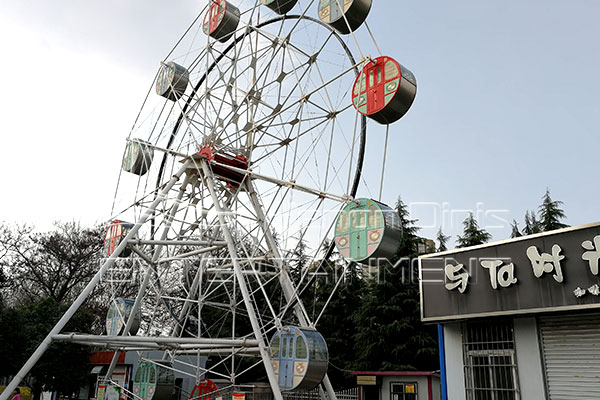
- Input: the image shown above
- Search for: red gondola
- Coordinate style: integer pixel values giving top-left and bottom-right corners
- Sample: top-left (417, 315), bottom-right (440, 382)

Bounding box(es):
top-left (203, 0), bottom-right (240, 43)
top-left (352, 56), bottom-right (417, 125)
top-left (103, 220), bottom-right (133, 257)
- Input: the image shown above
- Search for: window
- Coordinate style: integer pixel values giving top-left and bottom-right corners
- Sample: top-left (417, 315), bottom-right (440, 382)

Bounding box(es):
top-left (296, 336), bottom-right (307, 359)
top-left (352, 211), bottom-right (366, 229)
top-left (305, 331), bottom-right (328, 362)
top-left (462, 320), bottom-right (520, 400)
top-left (337, 211), bottom-right (349, 232)
top-left (158, 365), bottom-right (174, 384)
top-left (270, 336), bottom-right (280, 357)
top-left (149, 365), bottom-right (157, 384)
top-left (134, 365), bottom-right (142, 383)
top-left (385, 61), bottom-right (399, 80)
top-left (390, 382), bottom-right (417, 400)
top-left (368, 205), bottom-right (381, 227)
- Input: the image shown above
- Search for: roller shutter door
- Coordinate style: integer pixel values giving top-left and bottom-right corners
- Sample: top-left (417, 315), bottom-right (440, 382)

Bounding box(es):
top-left (540, 314), bottom-right (600, 399)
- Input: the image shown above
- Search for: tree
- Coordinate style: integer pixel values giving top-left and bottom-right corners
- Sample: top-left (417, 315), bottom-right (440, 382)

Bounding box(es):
top-left (456, 213), bottom-right (491, 248)
top-left (538, 188), bottom-right (569, 232)
top-left (0, 298), bottom-right (94, 400)
top-left (510, 220), bottom-right (522, 238)
top-left (20, 298), bottom-right (94, 400)
top-left (0, 222), bottom-right (106, 400)
top-left (436, 227), bottom-right (450, 252)
top-left (309, 244), bottom-right (363, 387)
top-left (350, 197), bottom-right (439, 374)
top-left (0, 222), bottom-right (104, 305)
top-left (523, 210), bottom-right (541, 235)
top-left (393, 197), bottom-right (421, 259)
top-left (0, 303), bottom-right (27, 379)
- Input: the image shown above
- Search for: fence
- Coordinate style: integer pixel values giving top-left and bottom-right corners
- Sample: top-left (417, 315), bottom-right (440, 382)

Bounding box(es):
top-left (282, 387), bottom-right (358, 400)
top-left (194, 383), bottom-right (358, 400)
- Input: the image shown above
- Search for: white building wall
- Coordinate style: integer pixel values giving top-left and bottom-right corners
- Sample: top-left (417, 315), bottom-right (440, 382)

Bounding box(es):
top-left (513, 317), bottom-right (546, 400)
top-left (443, 323), bottom-right (466, 400)
top-left (442, 318), bottom-right (547, 400)
top-left (431, 377), bottom-right (441, 400)
top-left (380, 376), bottom-right (432, 400)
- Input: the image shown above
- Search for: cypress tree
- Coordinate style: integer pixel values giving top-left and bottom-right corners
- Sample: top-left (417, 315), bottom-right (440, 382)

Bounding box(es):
top-left (457, 213), bottom-right (492, 248)
top-left (538, 188), bottom-right (569, 232)
top-left (436, 227), bottom-right (450, 252)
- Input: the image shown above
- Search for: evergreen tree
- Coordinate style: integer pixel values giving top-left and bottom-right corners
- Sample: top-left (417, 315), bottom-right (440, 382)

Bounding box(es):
top-left (350, 197), bottom-right (439, 374)
top-left (456, 213), bottom-right (492, 248)
top-left (538, 188), bottom-right (569, 231)
top-left (523, 210), bottom-right (541, 235)
top-left (436, 227), bottom-right (450, 252)
top-left (394, 196), bottom-right (421, 259)
top-left (0, 298), bottom-right (94, 400)
top-left (310, 248), bottom-right (363, 387)
top-left (510, 220), bottom-right (522, 238)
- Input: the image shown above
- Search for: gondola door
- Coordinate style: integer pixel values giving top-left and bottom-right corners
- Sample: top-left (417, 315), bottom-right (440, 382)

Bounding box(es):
top-left (208, 0), bottom-right (224, 34)
top-left (138, 364), bottom-right (148, 400)
top-left (365, 62), bottom-right (384, 114)
top-left (135, 363), bottom-right (158, 400)
top-left (144, 364), bottom-right (152, 400)
top-left (349, 209), bottom-right (368, 261)
top-left (279, 333), bottom-right (295, 389)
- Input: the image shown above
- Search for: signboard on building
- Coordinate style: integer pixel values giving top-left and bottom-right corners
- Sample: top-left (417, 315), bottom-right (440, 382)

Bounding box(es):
top-left (97, 385), bottom-right (106, 400)
top-left (232, 393), bottom-right (246, 400)
top-left (420, 222), bottom-right (600, 322)
top-left (356, 375), bottom-right (377, 385)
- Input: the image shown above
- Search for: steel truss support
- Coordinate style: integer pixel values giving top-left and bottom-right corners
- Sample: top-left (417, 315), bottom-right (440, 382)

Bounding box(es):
top-left (53, 334), bottom-right (258, 347)
top-left (199, 159), bottom-right (285, 400)
top-left (244, 179), bottom-right (338, 400)
top-left (0, 161), bottom-right (192, 400)
top-left (105, 172), bottom-right (193, 379)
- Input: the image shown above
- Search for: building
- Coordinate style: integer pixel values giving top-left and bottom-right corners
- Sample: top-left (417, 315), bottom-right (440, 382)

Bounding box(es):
top-left (420, 222), bottom-right (600, 400)
top-left (85, 351), bottom-right (134, 400)
top-left (351, 371), bottom-right (440, 400)
top-left (416, 239), bottom-right (436, 256)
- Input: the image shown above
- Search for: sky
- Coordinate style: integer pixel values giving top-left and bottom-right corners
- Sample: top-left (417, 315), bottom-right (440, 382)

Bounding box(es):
top-left (1, 0), bottom-right (599, 248)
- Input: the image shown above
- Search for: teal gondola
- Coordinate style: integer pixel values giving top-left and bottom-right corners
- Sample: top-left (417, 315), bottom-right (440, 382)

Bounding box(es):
top-left (132, 361), bottom-right (175, 400)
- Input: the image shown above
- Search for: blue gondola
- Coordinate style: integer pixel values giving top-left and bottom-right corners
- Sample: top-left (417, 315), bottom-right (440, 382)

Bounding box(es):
top-left (105, 298), bottom-right (140, 336)
top-left (269, 326), bottom-right (328, 391)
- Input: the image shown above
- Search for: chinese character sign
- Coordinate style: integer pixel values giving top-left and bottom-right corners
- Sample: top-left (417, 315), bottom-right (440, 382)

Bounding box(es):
top-left (420, 223), bottom-right (600, 322)
top-left (526, 244), bottom-right (565, 283)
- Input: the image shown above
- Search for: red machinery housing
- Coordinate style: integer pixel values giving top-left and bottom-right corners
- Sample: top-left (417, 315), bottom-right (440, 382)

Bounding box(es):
top-left (198, 145), bottom-right (249, 188)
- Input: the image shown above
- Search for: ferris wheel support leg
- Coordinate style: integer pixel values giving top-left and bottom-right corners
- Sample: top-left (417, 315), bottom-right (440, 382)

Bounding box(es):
top-left (0, 161), bottom-right (191, 400)
top-left (244, 180), bottom-right (311, 325)
top-left (105, 172), bottom-right (193, 380)
top-left (244, 181), bottom-right (338, 400)
top-left (199, 161), bottom-right (284, 400)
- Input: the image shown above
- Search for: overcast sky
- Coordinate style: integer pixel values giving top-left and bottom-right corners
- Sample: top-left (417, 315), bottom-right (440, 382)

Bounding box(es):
top-left (1, 0), bottom-right (599, 248)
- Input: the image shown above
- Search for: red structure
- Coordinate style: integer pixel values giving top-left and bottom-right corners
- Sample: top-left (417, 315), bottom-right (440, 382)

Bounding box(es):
top-left (103, 220), bottom-right (133, 257)
top-left (189, 379), bottom-right (220, 400)
top-left (352, 56), bottom-right (417, 125)
top-left (197, 145), bottom-right (249, 188)
top-left (202, 0), bottom-right (240, 43)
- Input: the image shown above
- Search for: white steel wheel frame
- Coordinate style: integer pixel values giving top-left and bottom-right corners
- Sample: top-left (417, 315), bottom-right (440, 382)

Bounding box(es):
top-left (105, 2), bottom-right (369, 389)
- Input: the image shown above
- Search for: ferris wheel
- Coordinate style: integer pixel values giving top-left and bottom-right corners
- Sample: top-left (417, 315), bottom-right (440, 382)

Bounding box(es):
top-left (2, 2), bottom-right (416, 400)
